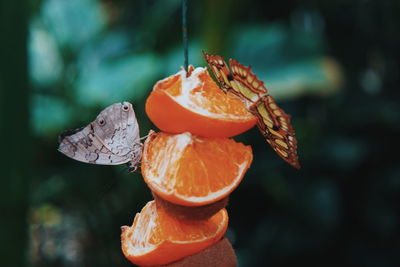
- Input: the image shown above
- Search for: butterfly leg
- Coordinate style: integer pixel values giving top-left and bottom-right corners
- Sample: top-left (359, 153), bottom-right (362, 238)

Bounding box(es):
top-left (127, 161), bottom-right (141, 173)
top-left (126, 160), bottom-right (150, 173)
top-left (138, 134), bottom-right (151, 141)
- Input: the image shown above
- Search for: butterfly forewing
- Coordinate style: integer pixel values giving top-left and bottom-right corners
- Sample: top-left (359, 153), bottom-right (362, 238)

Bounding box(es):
top-left (251, 96), bottom-right (300, 169)
top-left (202, 52), bottom-right (233, 91)
top-left (229, 59), bottom-right (268, 101)
top-left (203, 52), bottom-right (253, 105)
top-left (203, 51), bottom-right (266, 105)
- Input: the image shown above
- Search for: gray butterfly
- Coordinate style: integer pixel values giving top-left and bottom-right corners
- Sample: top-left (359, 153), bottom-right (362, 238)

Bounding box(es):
top-left (58, 102), bottom-right (142, 172)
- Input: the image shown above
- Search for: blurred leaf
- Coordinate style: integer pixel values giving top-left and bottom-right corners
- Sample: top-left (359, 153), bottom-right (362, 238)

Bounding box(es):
top-left (78, 31), bottom-right (132, 67)
top-left (264, 57), bottom-right (343, 98)
top-left (29, 21), bottom-right (62, 86)
top-left (32, 95), bottom-right (73, 136)
top-left (76, 53), bottom-right (160, 106)
top-left (41, 0), bottom-right (105, 49)
top-left (231, 24), bottom-right (323, 68)
top-left (230, 24), bottom-right (342, 99)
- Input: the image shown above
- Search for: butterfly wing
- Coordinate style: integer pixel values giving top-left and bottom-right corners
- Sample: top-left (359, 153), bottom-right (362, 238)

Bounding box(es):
top-left (58, 124), bottom-right (131, 165)
top-left (58, 102), bottom-right (142, 166)
top-left (229, 59), bottom-right (268, 102)
top-left (203, 51), bottom-right (300, 168)
top-left (251, 96), bottom-right (300, 169)
top-left (202, 51), bottom-right (233, 92)
top-left (92, 102), bottom-right (140, 156)
top-left (203, 51), bottom-right (266, 104)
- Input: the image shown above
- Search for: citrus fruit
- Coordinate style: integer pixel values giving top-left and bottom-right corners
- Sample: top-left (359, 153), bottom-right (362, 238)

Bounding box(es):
top-left (121, 200), bottom-right (228, 266)
top-left (141, 131), bottom-right (253, 206)
top-left (145, 66), bottom-right (257, 138)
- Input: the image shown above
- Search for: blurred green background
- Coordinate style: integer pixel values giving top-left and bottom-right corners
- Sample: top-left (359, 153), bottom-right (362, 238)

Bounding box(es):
top-left (1, 0), bottom-right (399, 266)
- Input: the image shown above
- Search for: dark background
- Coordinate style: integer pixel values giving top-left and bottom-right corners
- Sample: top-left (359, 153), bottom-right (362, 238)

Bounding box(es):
top-left (1, 0), bottom-right (399, 266)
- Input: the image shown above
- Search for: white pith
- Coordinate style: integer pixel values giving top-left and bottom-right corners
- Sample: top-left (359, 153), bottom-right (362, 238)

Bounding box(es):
top-left (124, 201), bottom-right (158, 255)
top-left (154, 67), bottom-right (253, 120)
top-left (146, 132), bottom-right (250, 205)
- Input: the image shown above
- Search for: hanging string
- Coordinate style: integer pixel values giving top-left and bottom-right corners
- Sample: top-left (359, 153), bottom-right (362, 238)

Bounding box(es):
top-left (182, 0), bottom-right (189, 75)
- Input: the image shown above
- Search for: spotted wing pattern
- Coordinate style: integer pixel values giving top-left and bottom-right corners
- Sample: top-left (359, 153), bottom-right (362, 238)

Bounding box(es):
top-left (58, 102), bottom-right (142, 169)
top-left (251, 96), bottom-right (300, 169)
top-left (203, 51), bottom-right (300, 169)
top-left (203, 51), bottom-right (268, 105)
top-left (229, 59), bottom-right (268, 102)
top-left (202, 52), bottom-right (233, 92)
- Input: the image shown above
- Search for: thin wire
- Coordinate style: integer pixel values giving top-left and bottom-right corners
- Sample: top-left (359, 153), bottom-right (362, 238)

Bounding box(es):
top-left (182, 0), bottom-right (188, 75)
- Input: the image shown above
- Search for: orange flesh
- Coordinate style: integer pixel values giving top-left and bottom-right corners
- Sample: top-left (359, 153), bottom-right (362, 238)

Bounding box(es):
top-left (145, 67), bottom-right (257, 138)
top-left (121, 201), bottom-right (228, 266)
top-left (142, 131), bottom-right (253, 206)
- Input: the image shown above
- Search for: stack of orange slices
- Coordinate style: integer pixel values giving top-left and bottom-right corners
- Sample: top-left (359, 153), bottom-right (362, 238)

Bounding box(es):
top-left (121, 66), bottom-right (255, 266)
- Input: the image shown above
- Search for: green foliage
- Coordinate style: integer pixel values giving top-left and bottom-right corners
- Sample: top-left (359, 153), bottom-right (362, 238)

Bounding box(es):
top-left (23, 0), bottom-right (400, 266)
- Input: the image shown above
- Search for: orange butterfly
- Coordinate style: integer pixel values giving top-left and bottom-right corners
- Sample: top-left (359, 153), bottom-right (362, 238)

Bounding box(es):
top-left (203, 51), bottom-right (300, 169)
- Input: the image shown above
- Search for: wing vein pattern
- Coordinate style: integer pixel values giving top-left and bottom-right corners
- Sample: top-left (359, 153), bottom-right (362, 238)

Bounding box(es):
top-left (203, 51), bottom-right (300, 169)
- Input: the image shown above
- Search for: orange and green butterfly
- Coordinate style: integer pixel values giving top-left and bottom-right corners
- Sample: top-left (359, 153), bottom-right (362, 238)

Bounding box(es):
top-left (203, 51), bottom-right (300, 169)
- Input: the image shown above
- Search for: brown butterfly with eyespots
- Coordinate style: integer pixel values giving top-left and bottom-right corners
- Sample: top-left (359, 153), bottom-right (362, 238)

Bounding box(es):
top-left (203, 51), bottom-right (300, 169)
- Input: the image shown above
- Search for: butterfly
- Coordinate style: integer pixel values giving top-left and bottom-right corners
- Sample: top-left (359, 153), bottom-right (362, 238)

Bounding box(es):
top-left (203, 51), bottom-right (300, 169)
top-left (58, 102), bottom-right (143, 172)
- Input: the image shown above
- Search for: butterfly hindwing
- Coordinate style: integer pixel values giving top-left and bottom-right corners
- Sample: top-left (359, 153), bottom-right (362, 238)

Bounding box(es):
top-left (59, 124), bottom-right (131, 165)
top-left (229, 59), bottom-right (268, 102)
top-left (251, 96), bottom-right (300, 169)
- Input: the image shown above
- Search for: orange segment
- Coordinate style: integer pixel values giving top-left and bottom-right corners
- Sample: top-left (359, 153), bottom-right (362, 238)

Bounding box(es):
top-left (145, 66), bottom-right (257, 138)
top-left (142, 131), bottom-right (253, 206)
top-left (121, 200), bottom-right (228, 266)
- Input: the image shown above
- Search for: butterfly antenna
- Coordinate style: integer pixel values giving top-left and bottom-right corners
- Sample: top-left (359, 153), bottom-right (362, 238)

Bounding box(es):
top-left (182, 0), bottom-right (189, 75)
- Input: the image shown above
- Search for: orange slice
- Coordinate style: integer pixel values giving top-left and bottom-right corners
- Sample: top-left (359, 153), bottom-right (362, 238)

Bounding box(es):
top-left (141, 131), bottom-right (253, 206)
top-left (145, 66), bottom-right (257, 138)
top-left (121, 200), bottom-right (228, 266)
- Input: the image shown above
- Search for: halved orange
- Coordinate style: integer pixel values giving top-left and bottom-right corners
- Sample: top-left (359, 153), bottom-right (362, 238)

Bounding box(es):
top-left (121, 200), bottom-right (228, 266)
top-left (145, 66), bottom-right (257, 138)
top-left (141, 131), bottom-right (253, 206)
